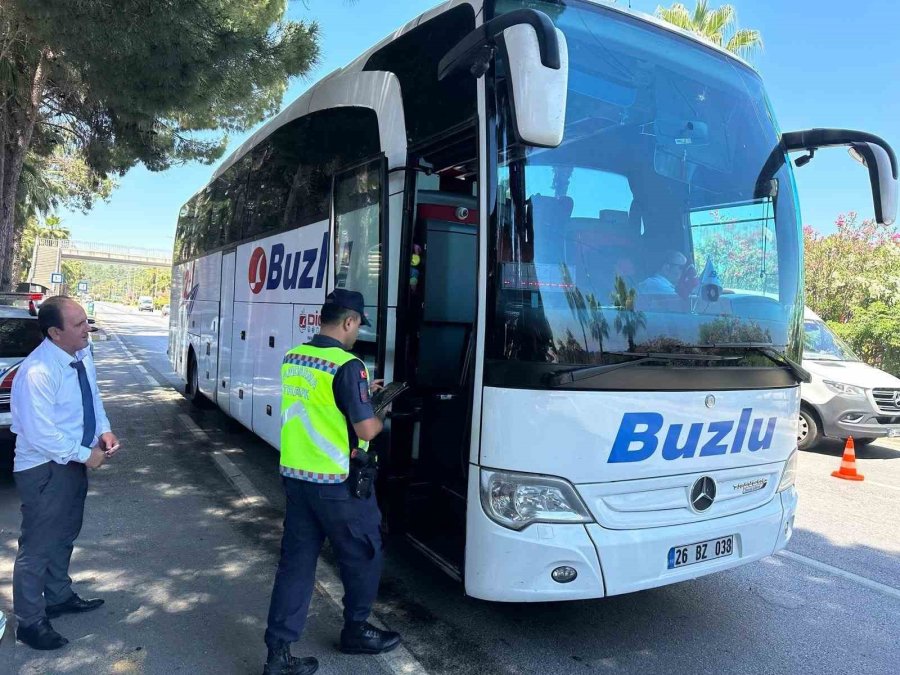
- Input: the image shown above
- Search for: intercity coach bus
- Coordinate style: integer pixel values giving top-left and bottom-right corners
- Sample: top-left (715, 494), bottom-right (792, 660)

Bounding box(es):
top-left (169, 0), bottom-right (897, 601)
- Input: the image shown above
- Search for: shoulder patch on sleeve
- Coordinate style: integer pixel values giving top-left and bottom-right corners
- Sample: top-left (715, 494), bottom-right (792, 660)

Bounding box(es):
top-left (358, 380), bottom-right (370, 403)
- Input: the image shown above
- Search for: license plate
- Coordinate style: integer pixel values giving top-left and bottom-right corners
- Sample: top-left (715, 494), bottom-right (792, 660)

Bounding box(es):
top-left (668, 535), bottom-right (735, 569)
top-left (888, 429), bottom-right (900, 438)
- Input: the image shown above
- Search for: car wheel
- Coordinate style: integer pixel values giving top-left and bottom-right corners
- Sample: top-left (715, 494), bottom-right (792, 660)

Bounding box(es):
top-left (854, 437), bottom-right (876, 448)
top-left (798, 408), bottom-right (820, 451)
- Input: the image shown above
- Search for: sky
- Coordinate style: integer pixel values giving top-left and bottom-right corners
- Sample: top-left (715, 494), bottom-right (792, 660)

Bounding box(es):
top-left (56, 0), bottom-right (900, 251)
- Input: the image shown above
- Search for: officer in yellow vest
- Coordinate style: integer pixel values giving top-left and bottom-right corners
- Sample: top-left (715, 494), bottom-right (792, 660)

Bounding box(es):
top-left (262, 289), bottom-right (400, 675)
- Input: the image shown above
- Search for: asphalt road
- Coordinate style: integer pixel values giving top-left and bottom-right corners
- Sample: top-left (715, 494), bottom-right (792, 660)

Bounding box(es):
top-left (4, 301), bottom-right (898, 674)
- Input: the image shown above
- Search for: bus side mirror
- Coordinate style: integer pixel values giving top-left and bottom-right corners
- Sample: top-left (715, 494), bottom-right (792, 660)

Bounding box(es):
top-left (438, 9), bottom-right (568, 148)
top-left (779, 128), bottom-right (898, 226)
top-left (848, 142), bottom-right (897, 226)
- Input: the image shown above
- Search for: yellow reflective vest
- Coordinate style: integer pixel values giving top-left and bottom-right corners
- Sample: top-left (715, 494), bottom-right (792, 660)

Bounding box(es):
top-left (280, 343), bottom-right (369, 483)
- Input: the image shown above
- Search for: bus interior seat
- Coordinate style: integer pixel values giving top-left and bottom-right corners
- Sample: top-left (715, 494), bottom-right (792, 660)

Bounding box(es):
top-left (571, 209), bottom-right (641, 294)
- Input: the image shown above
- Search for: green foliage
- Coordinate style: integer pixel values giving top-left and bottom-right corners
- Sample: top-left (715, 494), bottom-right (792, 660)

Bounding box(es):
top-left (656, 1), bottom-right (763, 58)
top-left (17, 214), bottom-right (70, 279)
top-left (828, 303), bottom-right (900, 376)
top-left (611, 275), bottom-right (646, 351)
top-left (1, 0), bottom-right (321, 287)
top-left (10, 0), bottom-right (320, 175)
top-left (13, 149), bottom-right (115, 279)
top-left (62, 262), bottom-right (171, 304)
top-left (805, 213), bottom-right (900, 375)
top-left (692, 211), bottom-right (779, 294)
top-left (698, 316), bottom-right (771, 344)
top-left (804, 213), bottom-right (900, 323)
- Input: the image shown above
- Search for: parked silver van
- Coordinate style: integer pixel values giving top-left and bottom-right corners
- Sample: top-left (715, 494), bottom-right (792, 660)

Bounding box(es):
top-left (800, 308), bottom-right (900, 450)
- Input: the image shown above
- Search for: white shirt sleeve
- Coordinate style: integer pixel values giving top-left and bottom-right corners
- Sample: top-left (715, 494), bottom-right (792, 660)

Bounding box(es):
top-left (15, 365), bottom-right (93, 464)
top-left (85, 352), bottom-right (111, 436)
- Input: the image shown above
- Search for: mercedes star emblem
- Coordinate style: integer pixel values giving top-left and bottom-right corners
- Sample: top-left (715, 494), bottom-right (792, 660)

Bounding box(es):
top-left (690, 476), bottom-right (717, 512)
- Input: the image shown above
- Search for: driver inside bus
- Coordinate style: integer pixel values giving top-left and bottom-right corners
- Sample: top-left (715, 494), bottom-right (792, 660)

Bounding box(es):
top-left (637, 250), bottom-right (688, 295)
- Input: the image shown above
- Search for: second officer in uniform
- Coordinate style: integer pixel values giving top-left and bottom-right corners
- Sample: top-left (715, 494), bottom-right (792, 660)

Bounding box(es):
top-left (262, 289), bottom-right (400, 675)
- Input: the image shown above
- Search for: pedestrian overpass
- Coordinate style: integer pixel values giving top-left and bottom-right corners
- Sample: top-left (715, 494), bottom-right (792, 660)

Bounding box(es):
top-left (28, 239), bottom-right (173, 290)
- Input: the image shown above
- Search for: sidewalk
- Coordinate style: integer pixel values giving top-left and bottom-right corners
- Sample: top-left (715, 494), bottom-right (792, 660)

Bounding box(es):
top-left (0, 336), bottom-right (393, 674)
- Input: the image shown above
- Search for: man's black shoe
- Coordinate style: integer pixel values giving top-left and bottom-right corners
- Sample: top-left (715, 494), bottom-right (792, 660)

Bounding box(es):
top-left (339, 621), bottom-right (401, 655)
top-left (262, 642), bottom-right (318, 675)
top-left (16, 618), bottom-right (68, 651)
top-left (46, 594), bottom-right (104, 618)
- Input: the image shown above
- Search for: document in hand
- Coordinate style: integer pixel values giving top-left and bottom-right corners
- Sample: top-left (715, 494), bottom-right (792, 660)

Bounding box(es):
top-left (371, 381), bottom-right (409, 416)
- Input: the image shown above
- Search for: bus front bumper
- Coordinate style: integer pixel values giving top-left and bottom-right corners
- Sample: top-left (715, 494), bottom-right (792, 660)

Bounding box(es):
top-left (464, 480), bottom-right (797, 602)
top-left (587, 486), bottom-right (796, 597)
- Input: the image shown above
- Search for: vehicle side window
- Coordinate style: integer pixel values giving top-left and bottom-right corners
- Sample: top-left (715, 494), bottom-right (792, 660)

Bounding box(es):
top-left (0, 318), bottom-right (44, 357)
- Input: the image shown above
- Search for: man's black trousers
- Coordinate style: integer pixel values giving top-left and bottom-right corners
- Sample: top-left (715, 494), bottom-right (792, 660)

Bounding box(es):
top-left (265, 477), bottom-right (383, 647)
top-left (13, 461), bottom-right (88, 627)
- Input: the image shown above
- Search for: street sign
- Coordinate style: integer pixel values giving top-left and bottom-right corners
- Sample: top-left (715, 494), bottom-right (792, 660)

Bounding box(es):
top-left (51, 272), bottom-right (63, 284)
top-left (78, 281), bottom-right (88, 292)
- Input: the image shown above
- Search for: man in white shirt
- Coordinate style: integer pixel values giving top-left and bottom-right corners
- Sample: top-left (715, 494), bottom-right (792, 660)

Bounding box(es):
top-left (10, 296), bottom-right (120, 650)
top-left (637, 250), bottom-right (688, 295)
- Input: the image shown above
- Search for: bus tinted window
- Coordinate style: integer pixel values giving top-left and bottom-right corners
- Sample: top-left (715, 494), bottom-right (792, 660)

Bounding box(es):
top-left (227, 156), bottom-right (252, 245)
top-left (364, 4), bottom-right (476, 147)
top-left (243, 138), bottom-right (296, 240)
top-left (173, 105), bottom-right (381, 265)
top-left (174, 196), bottom-right (198, 264)
top-left (334, 159), bottom-right (383, 344)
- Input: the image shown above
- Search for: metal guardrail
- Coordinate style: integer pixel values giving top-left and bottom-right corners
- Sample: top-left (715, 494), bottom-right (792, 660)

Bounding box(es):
top-left (37, 239), bottom-right (172, 263)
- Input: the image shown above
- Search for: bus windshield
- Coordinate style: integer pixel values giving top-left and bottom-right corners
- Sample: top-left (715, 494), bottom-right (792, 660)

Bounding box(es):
top-left (487, 0), bottom-right (802, 381)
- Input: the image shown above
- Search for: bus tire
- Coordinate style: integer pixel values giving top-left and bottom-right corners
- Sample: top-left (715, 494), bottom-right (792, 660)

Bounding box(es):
top-left (185, 349), bottom-right (208, 408)
top-left (797, 406), bottom-right (820, 451)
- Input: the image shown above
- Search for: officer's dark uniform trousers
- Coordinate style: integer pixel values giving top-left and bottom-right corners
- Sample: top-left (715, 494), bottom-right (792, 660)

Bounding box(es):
top-left (265, 477), bottom-right (383, 647)
top-left (13, 461), bottom-right (88, 626)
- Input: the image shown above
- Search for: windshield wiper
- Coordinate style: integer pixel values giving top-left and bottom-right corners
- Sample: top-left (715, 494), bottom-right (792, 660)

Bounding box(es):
top-left (547, 351), bottom-right (742, 387)
top-left (697, 342), bottom-right (811, 383)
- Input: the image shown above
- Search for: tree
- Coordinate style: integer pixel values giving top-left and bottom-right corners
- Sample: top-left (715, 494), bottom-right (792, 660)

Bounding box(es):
top-left (655, 1), bottom-right (762, 58)
top-left (804, 212), bottom-right (900, 323)
top-left (611, 275), bottom-right (646, 352)
top-left (17, 214), bottom-right (69, 279)
top-left (13, 148), bottom-right (115, 281)
top-left (0, 1), bottom-right (320, 288)
top-left (805, 212), bottom-right (900, 375)
top-left (829, 302), bottom-right (900, 376)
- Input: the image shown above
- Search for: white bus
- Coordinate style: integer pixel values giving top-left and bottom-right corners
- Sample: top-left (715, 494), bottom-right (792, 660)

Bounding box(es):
top-left (169, 0), bottom-right (896, 601)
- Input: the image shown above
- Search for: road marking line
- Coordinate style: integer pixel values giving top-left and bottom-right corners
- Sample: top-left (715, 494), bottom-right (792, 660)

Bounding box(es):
top-left (777, 549), bottom-right (900, 601)
top-left (177, 414), bottom-right (266, 506)
top-left (315, 562), bottom-right (429, 675)
top-left (175, 412), bottom-right (429, 674)
top-left (136, 365), bottom-right (148, 374)
top-left (145, 374), bottom-right (158, 386)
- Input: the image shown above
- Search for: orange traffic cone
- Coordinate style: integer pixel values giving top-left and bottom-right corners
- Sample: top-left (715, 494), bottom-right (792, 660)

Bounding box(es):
top-left (831, 437), bottom-right (865, 481)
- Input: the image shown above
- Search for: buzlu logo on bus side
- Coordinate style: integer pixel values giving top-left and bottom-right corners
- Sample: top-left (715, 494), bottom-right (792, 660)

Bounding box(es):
top-left (249, 232), bottom-right (329, 294)
top-left (607, 409), bottom-right (777, 463)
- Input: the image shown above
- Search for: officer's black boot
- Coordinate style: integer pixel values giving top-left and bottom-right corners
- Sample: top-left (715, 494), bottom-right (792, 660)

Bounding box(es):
top-left (262, 642), bottom-right (318, 675)
top-left (339, 621), bottom-right (401, 655)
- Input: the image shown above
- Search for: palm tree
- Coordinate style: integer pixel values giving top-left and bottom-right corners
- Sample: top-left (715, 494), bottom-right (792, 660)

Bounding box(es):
top-left (611, 275), bottom-right (646, 352)
top-left (655, 1), bottom-right (762, 58)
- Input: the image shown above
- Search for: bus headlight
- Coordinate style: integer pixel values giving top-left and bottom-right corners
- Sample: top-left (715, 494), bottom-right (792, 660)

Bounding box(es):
top-left (480, 469), bottom-right (593, 531)
top-left (778, 449), bottom-right (798, 492)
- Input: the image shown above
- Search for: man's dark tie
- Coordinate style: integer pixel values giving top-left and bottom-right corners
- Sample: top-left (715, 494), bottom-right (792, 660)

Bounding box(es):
top-left (70, 360), bottom-right (96, 447)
